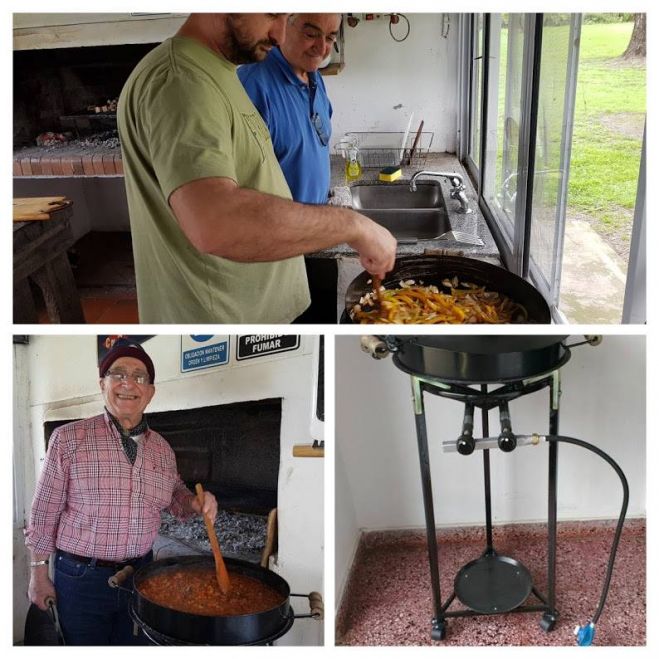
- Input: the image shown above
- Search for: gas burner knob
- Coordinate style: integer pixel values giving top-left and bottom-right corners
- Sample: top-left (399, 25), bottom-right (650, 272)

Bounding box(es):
top-left (498, 431), bottom-right (517, 452)
top-left (456, 434), bottom-right (475, 455)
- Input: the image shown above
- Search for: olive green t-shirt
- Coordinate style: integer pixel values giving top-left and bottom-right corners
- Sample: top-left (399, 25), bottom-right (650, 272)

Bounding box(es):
top-left (118, 37), bottom-right (310, 323)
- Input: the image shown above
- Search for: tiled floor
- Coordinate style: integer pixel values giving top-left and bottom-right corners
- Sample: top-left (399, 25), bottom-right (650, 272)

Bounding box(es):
top-left (79, 296), bottom-right (138, 323)
top-left (36, 231), bottom-right (139, 324)
top-left (337, 520), bottom-right (646, 646)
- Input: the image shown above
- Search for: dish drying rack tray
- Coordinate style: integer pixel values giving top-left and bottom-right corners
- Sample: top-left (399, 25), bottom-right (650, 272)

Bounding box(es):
top-left (335, 131), bottom-right (434, 169)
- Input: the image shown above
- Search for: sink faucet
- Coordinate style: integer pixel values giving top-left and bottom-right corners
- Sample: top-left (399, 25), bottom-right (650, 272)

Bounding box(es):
top-left (409, 170), bottom-right (474, 214)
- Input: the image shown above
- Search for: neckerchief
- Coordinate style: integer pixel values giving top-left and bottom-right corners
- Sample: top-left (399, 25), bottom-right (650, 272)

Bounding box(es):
top-left (105, 408), bottom-right (148, 465)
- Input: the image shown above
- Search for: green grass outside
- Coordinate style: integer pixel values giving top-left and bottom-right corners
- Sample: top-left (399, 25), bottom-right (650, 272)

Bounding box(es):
top-left (569, 21), bottom-right (645, 229)
top-left (491, 20), bottom-right (644, 233)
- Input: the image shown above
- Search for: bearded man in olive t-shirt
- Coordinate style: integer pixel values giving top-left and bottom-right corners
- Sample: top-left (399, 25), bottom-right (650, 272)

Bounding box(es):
top-left (118, 13), bottom-right (396, 324)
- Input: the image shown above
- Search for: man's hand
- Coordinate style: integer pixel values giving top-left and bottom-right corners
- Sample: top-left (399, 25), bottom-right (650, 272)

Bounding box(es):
top-left (28, 568), bottom-right (56, 611)
top-left (347, 212), bottom-right (398, 279)
top-left (191, 490), bottom-right (218, 524)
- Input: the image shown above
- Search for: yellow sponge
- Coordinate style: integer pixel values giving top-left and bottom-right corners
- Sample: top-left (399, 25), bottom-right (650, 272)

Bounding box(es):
top-left (379, 166), bottom-right (402, 182)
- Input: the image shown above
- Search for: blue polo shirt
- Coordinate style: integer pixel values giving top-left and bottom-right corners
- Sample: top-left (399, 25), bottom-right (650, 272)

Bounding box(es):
top-left (238, 47), bottom-right (332, 205)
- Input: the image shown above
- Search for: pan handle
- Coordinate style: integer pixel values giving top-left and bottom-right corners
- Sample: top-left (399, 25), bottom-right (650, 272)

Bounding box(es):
top-left (290, 591), bottom-right (324, 620)
top-left (360, 335), bottom-right (409, 359)
top-left (108, 564), bottom-right (135, 590)
top-left (45, 596), bottom-right (66, 645)
top-left (562, 335), bottom-right (603, 349)
top-left (360, 335), bottom-right (390, 359)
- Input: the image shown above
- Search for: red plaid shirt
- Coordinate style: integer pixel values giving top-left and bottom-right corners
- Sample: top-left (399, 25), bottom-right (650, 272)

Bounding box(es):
top-left (25, 413), bottom-right (195, 561)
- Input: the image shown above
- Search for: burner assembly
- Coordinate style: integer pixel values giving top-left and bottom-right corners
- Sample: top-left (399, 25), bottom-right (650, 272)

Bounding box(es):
top-left (361, 336), bottom-right (629, 646)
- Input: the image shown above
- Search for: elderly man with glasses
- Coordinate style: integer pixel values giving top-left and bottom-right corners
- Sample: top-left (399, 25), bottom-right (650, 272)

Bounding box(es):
top-left (239, 13), bottom-right (342, 322)
top-left (25, 339), bottom-right (217, 645)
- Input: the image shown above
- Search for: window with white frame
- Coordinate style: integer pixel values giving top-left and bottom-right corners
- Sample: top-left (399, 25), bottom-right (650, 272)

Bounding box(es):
top-left (461, 13), bottom-right (645, 324)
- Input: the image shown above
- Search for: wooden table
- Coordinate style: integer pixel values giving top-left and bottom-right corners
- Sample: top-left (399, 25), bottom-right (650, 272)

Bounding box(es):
top-left (13, 197), bottom-right (84, 323)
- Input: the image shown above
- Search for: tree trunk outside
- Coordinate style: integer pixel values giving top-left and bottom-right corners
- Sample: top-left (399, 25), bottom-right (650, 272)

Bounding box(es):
top-left (623, 14), bottom-right (646, 59)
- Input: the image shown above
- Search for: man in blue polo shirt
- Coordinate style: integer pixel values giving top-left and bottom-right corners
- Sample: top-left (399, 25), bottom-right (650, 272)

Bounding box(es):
top-left (239, 13), bottom-right (341, 322)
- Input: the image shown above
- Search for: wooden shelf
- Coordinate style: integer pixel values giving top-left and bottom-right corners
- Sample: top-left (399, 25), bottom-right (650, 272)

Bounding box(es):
top-left (292, 444), bottom-right (324, 458)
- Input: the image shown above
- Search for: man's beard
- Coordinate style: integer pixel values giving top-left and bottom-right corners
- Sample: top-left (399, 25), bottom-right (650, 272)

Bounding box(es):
top-left (225, 16), bottom-right (276, 64)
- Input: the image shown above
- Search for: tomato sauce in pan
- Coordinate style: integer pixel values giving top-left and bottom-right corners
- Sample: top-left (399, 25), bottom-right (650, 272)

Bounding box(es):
top-left (139, 566), bottom-right (285, 616)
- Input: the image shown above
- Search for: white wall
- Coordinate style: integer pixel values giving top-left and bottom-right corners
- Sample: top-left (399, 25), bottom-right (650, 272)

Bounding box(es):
top-left (335, 335), bottom-right (646, 599)
top-left (325, 13), bottom-right (458, 152)
top-left (14, 334), bottom-right (324, 646)
top-left (334, 448), bottom-right (360, 609)
top-left (12, 343), bottom-right (31, 643)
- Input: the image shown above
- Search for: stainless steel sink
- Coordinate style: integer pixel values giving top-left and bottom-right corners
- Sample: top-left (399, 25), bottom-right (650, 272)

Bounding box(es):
top-left (357, 208), bottom-right (452, 242)
top-left (350, 182), bottom-right (445, 210)
top-left (351, 181), bottom-right (451, 242)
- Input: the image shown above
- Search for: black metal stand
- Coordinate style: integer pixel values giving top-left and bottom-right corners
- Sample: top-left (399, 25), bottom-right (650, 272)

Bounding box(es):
top-left (410, 369), bottom-right (562, 641)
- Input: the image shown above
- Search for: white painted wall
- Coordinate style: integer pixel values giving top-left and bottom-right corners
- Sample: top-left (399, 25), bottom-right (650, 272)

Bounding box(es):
top-left (13, 343), bottom-right (31, 643)
top-left (334, 447), bottom-right (360, 611)
top-left (335, 335), bottom-right (646, 602)
top-left (13, 334), bottom-right (324, 646)
top-left (324, 13), bottom-right (459, 153)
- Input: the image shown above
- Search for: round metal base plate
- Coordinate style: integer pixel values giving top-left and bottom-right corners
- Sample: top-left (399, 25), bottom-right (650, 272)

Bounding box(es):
top-left (454, 555), bottom-right (532, 614)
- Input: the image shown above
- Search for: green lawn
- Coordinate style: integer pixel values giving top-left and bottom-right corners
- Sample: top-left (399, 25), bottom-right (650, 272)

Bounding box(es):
top-left (569, 21), bottom-right (645, 230)
top-left (489, 20), bottom-right (644, 240)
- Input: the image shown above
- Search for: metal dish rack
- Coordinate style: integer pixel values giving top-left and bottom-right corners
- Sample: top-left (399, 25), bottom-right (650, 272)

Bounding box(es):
top-left (335, 131), bottom-right (433, 169)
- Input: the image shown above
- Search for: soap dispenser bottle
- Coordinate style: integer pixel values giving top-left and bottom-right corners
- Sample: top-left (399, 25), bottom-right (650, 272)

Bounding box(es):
top-left (345, 145), bottom-right (362, 182)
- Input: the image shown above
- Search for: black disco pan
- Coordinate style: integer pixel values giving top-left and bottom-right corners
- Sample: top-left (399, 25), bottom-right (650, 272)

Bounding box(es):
top-left (131, 556), bottom-right (292, 645)
top-left (385, 335), bottom-right (570, 383)
top-left (344, 255), bottom-right (551, 324)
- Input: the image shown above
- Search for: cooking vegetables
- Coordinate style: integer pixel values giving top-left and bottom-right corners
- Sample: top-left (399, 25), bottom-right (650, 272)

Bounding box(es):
top-left (350, 277), bottom-right (529, 324)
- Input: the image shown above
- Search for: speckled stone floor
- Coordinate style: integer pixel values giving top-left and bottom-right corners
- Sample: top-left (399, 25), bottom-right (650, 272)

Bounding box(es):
top-left (336, 520), bottom-right (645, 646)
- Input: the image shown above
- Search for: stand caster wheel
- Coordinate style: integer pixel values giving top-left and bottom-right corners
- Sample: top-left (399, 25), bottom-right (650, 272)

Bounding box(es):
top-left (430, 620), bottom-right (447, 641)
top-left (540, 612), bottom-right (558, 632)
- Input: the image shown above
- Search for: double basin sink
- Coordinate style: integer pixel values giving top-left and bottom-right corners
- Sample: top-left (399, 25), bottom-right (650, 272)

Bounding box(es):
top-left (350, 181), bottom-right (450, 243)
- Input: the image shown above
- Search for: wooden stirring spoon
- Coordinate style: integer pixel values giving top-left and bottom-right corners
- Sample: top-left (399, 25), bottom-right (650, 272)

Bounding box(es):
top-left (195, 483), bottom-right (231, 595)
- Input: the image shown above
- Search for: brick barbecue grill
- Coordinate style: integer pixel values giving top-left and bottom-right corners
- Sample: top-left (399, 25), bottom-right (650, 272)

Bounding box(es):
top-left (13, 43), bottom-right (153, 178)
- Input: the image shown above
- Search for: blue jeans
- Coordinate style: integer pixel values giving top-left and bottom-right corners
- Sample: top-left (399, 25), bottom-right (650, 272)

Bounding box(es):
top-left (53, 550), bottom-right (152, 645)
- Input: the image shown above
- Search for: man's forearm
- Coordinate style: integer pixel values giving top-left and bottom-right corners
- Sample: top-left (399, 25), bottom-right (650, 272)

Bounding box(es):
top-left (220, 192), bottom-right (363, 262)
top-left (28, 549), bottom-right (56, 610)
top-left (170, 179), bottom-right (364, 261)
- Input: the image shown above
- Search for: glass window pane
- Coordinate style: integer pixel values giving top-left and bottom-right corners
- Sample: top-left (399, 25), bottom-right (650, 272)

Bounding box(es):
top-left (482, 14), bottom-right (526, 244)
top-left (528, 14), bottom-right (574, 293)
top-left (469, 14), bottom-right (484, 168)
top-left (559, 14), bottom-right (645, 322)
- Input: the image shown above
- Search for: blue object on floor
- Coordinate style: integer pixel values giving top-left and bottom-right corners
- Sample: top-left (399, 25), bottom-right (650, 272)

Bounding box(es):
top-left (575, 622), bottom-right (596, 646)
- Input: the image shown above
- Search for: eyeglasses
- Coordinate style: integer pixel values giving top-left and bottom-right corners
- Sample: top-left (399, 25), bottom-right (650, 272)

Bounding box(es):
top-left (310, 112), bottom-right (330, 146)
top-left (294, 22), bottom-right (338, 45)
top-left (105, 370), bottom-right (151, 385)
